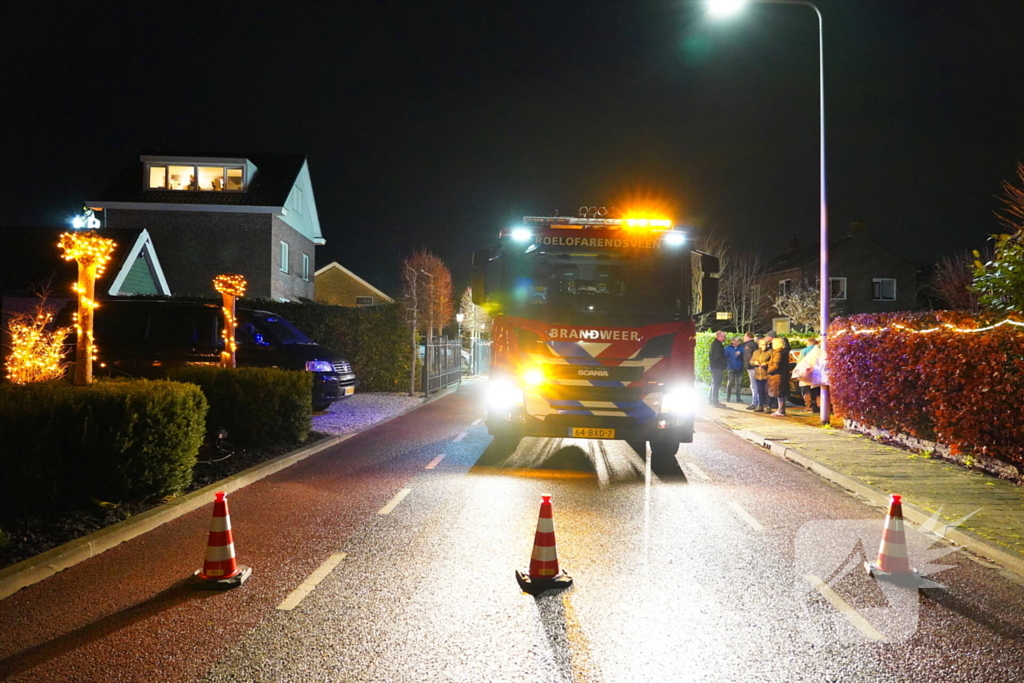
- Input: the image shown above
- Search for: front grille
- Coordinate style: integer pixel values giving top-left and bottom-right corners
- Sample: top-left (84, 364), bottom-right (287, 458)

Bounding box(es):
top-left (333, 361), bottom-right (352, 374)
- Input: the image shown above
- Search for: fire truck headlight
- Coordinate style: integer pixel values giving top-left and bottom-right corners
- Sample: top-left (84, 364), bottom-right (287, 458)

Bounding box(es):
top-left (661, 385), bottom-right (698, 415)
top-left (510, 227), bottom-right (532, 242)
top-left (487, 379), bottom-right (524, 408)
top-left (663, 232), bottom-right (686, 247)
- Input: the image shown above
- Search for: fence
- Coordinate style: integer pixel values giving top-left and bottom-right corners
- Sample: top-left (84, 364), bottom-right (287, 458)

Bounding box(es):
top-left (470, 340), bottom-right (491, 376)
top-left (422, 338), bottom-right (462, 395)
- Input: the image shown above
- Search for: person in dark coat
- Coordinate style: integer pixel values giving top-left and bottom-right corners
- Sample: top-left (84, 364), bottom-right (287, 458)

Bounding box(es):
top-left (708, 330), bottom-right (727, 408)
top-left (724, 335), bottom-right (745, 402)
top-left (742, 332), bottom-right (759, 410)
top-left (767, 334), bottom-right (791, 416)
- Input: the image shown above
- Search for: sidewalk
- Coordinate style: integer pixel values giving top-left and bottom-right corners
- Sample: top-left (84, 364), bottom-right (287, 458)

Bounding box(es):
top-left (705, 401), bottom-right (1024, 578)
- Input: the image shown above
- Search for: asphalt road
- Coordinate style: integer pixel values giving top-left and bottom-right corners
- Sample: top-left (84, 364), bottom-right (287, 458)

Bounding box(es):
top-left (1, 383), bottom-right (1022, 682)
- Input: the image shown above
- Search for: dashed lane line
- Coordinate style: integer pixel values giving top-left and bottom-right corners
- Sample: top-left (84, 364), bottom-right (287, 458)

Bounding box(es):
top-left (803, 574), bottom-right (885, 641)
top-left (726, 500), bottom-right (764, 532)
top-left (471, 418), bottom-right (482, 426)
top-left (277, 553), bottom-right (347, 611)
top-left (377, 488), bottom-right (412, 515)
top-left (453, 431), bottom-right (467, 442)
top-left (425, 454), bottom-right (446, 469)
top-left (685, 462), bottom-right (711, 481)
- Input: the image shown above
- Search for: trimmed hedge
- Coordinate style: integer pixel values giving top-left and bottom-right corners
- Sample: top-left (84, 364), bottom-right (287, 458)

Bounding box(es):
top-left (694, 330), bottom-right (814, 385)
top-left (169, 366), bottom-right (311, 448)
top-left (246, 300), bottom-right (411, 392)
top-left (0, 380), bottom-right (207, 513)
top-left (829, 312), bottom-right (1024, 466)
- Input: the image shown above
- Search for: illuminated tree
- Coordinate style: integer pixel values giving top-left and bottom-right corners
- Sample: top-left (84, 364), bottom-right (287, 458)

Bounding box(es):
top-left (773, 278), bottom-right (822, 333)
top-left (58, 231), bottom-right (116, 385)
top-left (4, 294), bottom-right (71, 384)
top-left (213, 274), bottom-right (247, 368)
top-left (402, 250), bottom-right (454, 395)
top-left (972, 162), bottom-right (1024, 314)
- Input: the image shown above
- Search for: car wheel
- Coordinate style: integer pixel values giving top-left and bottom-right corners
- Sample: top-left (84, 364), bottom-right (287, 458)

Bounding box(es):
top-left (312, 401), bottom-right (332, 412)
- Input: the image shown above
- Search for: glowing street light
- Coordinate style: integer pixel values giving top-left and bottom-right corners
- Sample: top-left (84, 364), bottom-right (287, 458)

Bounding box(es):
top-left (707, 0), bottom-right (831, 424)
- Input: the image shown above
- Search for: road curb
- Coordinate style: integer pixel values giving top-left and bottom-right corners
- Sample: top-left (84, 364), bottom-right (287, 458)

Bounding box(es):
top-left (0, 385), bottom-right (465, 602)
top-left (723, 422), bottom-right (1024, 581)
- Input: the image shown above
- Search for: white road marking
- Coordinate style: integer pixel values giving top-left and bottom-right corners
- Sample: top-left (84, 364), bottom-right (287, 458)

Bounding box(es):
top-left (453, 431), bottom-right (467, 442)
top-left (425, 454), bottom-right (446, 469)
top-left (685, 462), bottom-right (711, 481)
top-left (378, 488), bottom-right (412, 515)
top-left (471, 418), bottom-right (482, 426)
top-left (803, 574), bottom-right (886, 641)
top-left (276, 553), bottom-right (347, 611)
top-left (726, 501), bottom-right (764, 532)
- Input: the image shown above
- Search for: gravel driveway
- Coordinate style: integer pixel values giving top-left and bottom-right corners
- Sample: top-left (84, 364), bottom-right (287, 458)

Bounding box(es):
top-left (312, 392), bottom-right (425, 435)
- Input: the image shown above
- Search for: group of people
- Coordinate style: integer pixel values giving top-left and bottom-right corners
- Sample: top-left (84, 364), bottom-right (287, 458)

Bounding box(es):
top-left (708, 330), bottom-right (822, 417)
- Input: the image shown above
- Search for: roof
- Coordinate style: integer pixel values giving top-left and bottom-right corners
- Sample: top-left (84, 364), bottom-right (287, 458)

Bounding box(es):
top-left (0, 227), bottom-right (170, 297)
top-left (764, 233), bottom-right (918, 274)
top-left (88, 152), bottom-right (307, 208)
top-left (314, 262), bottom-right (394, 302)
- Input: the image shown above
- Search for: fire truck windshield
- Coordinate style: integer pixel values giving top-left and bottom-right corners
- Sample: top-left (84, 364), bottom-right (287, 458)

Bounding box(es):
top-left (501, 246), bottom-right (684, 324)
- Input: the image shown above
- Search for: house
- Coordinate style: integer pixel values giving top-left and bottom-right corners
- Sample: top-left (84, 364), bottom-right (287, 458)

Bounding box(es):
top-left (88, 153), bottom-right (324, 301)
top-left (762, 223), bottom-right (920, 330)
top-left (314, 262), bottom-right (394, 307)
top-left (0, 226), bottom-right (171, 337)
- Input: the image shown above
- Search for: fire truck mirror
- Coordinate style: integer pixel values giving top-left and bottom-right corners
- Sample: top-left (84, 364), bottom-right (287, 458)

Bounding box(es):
top-left (471, 248), bottom-right (494, 305)
top-left (699, 253), bottom-right (721, 316)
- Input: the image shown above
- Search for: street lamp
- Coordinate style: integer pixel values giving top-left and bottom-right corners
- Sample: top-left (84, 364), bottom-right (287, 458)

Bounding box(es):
top-left (707, 0), bottom-right (830, 424)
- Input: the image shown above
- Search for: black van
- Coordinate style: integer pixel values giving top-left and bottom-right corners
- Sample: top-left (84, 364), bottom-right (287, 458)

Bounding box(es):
top-left (87, 300), bottom-right (356, 410)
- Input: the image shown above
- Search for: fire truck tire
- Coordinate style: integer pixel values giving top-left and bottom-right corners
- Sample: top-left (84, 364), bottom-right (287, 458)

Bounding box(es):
top-left (626, 440), bottom-right (647, 456)
top-left (490, 434), bottom-right (521, 455)
top-left (649, 436), bottom-right (680, 461)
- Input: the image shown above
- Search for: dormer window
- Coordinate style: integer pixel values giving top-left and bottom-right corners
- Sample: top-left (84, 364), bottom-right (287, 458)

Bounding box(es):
top-left (141, 156), bottom-right (255, 192)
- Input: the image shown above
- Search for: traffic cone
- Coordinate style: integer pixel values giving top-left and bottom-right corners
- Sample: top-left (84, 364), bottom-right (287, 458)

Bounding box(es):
top-left (191, 491), bottom-right (252, 589)
top-left (516, 494), bottom-right (572, 595)
top-left (865, 494), bottom-right (938, 588)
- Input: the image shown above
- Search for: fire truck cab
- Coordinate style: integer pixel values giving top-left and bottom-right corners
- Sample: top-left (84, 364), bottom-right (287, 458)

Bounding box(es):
top-left (473, 209), bottom-right (720, 472)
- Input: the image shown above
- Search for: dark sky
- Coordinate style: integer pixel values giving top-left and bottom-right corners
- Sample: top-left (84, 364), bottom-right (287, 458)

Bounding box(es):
top-left (3, 1), bottom-right (1023, 295)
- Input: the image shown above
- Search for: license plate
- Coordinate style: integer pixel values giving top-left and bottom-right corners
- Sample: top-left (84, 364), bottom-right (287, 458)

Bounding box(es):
top-left (344, 386), bottom-right (355, 396)
top-left (569, 427), bottom-right (615, 439)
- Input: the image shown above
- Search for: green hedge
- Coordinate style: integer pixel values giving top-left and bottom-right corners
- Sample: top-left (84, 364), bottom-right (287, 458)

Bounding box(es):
top-left (246, 300), bottom-right (411, 392)
top-left (694, 331), bottom-right (815, 386)
top-left (0, 380), bottom-right (207, 513)
top-left (169, 367), bottom-right (311, 448)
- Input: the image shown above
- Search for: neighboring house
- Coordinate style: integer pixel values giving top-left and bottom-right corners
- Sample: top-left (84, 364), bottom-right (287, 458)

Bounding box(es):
top-left (0, 226), bottom-right (171, 343)
top-left (88, 152), bottom-right (324, 301)
top-left (762, 223), bottom-right (920, 329)
top-left (314, 262), bottom-right (394, 307)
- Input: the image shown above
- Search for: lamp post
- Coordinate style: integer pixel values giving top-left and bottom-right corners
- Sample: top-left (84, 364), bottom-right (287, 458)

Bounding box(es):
top-left (707, 0), bottom-right (830, 424)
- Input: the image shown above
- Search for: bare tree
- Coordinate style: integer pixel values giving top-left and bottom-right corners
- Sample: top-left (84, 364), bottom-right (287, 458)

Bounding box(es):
top-left (998, 161), bottom-right (1024, 232)
top-left (401, 260), bottom-right (421, 396)
top-left (773, 278), bottom-right (822, 333)
top-left (459, 286), bottom-right (489, 349)
top-left (401, 250), bottom-right (455, 395)
top-left (691, 228), bottom-right (731, 330)
top-left (718, 252), bottom-right (766, 333)
top-left (929, 251), bottom-right (981, 312)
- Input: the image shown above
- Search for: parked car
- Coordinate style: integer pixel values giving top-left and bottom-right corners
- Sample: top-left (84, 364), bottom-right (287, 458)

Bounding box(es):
top-left (78, 300), bottom-right (356, 410)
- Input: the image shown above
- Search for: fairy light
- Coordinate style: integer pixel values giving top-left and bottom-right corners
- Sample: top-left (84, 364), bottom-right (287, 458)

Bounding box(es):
top-left (833, 317), bottom-right (1024, 338)
top-left (4, 306), bottom-right (71, 384)
top-left (58, 231), bottom-right (116, 385)
top-left (213, 274), bottom-right (247, 368)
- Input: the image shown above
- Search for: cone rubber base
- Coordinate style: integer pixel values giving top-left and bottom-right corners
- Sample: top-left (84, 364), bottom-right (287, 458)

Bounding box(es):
top-left (865, 562), bottom-right (940, 589)
top-left (516, 569), bottom-right (573, 595)
top-left (190, 565), bottom-right (252, 590)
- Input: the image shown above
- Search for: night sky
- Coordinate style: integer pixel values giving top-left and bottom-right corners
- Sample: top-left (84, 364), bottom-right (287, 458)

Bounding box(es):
top-left (3, 1), bottom-right (1023, 295)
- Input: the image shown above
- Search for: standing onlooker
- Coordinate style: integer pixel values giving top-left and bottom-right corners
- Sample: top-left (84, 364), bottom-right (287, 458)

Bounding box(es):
top-left (724, 335), bottom-right (745, 403)
top-left (751, 336), bottom-right (771, 412)
top-left (742, 332), bottom-right (759, 410)
top-left (796, 337), bottom-right (821, 412)
top-left (767, 333), bottom-right (791, 416)
top-left (708, 330), bottom-right (727, 408)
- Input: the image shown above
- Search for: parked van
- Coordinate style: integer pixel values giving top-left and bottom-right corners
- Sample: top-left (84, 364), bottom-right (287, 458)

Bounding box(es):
top-left (82, 300), bottom-right (356, 410)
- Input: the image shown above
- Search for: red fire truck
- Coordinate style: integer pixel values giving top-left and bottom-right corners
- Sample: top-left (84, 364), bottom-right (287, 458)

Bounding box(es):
top-left (472, 208), bottom-right (720, 472)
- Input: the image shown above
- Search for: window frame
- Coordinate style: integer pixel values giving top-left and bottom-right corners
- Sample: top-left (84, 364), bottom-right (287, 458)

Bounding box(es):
top-left (872, 277), bottom-right (897, 301)
top-left (280, 241), bottom-right (290, 274)
top-left (829, 277), bottom-right (847, 301)
top-left (302, 254), bottom-right (310, 282)
top-left (355, 296), bottom-right (374, 306)
top-left (144, 163), bottom-right (248, 192)
top-left (778, 279), bottom-right (791, 297)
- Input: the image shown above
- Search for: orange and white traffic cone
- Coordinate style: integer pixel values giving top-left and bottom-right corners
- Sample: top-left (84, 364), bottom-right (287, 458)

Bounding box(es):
top-left (865, 494), bottom-right (937, 588)
top-left (516, 494), bottom-right (572, 595)
top-left (191, 491), bottom-right (252, 589)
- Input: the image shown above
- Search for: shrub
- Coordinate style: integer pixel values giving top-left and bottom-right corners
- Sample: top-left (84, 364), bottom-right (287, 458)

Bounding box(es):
top-left (245, 300), bottom-right (411, 392)
top-left (169, 366), bottom-right (311, 448)
top-left (828, 312), bottom-right (1024, 466)
top-left (695, 331), bottom-right (815, 385)
top-left (0, 380), bottom-right (207, 513)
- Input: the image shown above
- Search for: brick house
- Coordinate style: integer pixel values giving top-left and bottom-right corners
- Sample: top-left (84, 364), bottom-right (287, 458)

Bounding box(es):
top-left (762, 223), bottom-right (920, 331)
top-left (314, 262), bottom-right (394, 307)
top-left (88, 153), bottom-right (324, 301)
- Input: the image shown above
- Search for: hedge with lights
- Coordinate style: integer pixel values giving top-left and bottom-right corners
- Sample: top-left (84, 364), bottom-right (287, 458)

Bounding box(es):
top-left (828, 311), bottom-right (1024, 466)
top-left (0, 380), bottom-right (207, 514)
top-left (169, 366), bottom-right (311, 448)
top-left (247, 300), bottom-right (411, 392)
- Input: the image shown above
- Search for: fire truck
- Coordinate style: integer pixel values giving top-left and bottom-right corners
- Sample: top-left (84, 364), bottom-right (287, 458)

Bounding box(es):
top-left (472, 208), bottom-right (720, 472)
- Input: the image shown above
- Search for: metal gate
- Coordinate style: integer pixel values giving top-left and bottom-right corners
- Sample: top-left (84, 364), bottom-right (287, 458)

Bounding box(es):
top-left (423, 338), bottom-right (462, 395)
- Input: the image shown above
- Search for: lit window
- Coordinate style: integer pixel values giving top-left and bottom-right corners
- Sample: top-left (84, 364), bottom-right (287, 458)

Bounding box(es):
top-left (829, 277), bottom-right (847, 300)
top-left (778, 279), bottom-right (791, 297)
top-left (226, 168), bottom-right (244, 191)
top-left (280, 241), bottom-right (289, 273)
top-left (873, 278), bottom-right (896, 301)
top-left (168, 165), bottom-right (195, 190)
top-left (302, 254), bottom-right (310, 282)
top-left (356, 296), bottom-right (374, 306)
top-left (148, 166), bottom-right (167, 189)
top-left (198, 166), bottom-right (224, 191)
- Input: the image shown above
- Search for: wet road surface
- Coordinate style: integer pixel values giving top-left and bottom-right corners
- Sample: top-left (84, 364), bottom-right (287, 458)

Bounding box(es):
top-left (1, 384), bottom-right (1022, 682)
